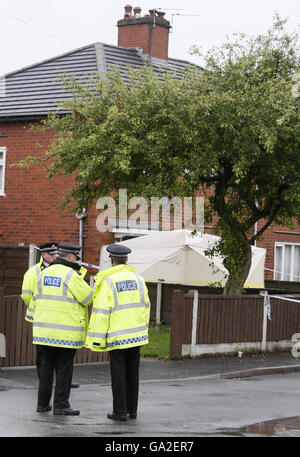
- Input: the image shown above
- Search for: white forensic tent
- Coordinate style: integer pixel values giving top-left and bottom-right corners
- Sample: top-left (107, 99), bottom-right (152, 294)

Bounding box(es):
top-left (100, 230), bottom-right (266, 289)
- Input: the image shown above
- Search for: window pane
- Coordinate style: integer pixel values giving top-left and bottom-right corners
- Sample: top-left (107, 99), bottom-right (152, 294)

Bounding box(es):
top-left (275, 246), bottom-right (283, 280)
top-left (293, 246), bottom-right (300, 282)
top-left (284, 245), bottom-right (292, 281)
top-left (0, 165), bottom-right (2, 190)
top-left (0, 151), bottom-right (3, 161)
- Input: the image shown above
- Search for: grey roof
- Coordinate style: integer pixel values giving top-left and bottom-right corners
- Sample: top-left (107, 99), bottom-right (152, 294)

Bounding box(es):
top-left (0, 42), bottom-right (193, 121)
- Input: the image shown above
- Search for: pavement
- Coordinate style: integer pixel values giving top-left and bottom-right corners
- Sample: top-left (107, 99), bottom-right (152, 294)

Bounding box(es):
top-left (1, 351), bottom-right (300, 389)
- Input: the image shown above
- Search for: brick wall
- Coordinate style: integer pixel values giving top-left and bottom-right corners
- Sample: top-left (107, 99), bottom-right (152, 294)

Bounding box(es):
top-left (149, 24), bottom-right (169, 61)
top-left (118, 23), bottom-right (150, 53)
top-left (255, 219), bottom-right (300, 281)
top-left (0, 120), bottom-right (114, 272)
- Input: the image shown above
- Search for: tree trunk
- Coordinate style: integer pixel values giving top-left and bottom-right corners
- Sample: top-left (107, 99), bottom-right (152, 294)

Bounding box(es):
top-left (223, 239), bottom-right (252, 295)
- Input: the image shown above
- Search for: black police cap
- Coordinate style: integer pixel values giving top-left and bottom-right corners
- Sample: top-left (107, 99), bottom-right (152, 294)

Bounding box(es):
top-left (57, 243), bottom-right (81, 259)
top-left (39, 242), bottom-right (58, 254)
top-left (106, 244), bottom-right (132, 258)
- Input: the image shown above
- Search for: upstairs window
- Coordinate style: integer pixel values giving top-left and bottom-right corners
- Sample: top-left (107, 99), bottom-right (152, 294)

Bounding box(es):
top-left (274, 242), bottom-right (300, 282)
top-left (0, 147), bottom-right (6, 196)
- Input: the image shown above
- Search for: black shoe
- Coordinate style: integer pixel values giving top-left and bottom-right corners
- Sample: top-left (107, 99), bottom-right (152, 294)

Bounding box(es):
top-left (53, 408), bottom-right (80, 416)
top-left (37, 405), bottom-right (52, 412)
top-left (71, 383), bottom-right (80, 388)
top-left (107, 412), bottom-right (127, 421)
top-left (127, 413), bottom-right (137, 419)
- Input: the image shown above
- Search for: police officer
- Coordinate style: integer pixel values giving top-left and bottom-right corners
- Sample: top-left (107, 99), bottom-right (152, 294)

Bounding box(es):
top-left (22, 242), bottom-right (58, 378)
top-left (85, 244), bottom-right (151, 421)
top-left (28, 243), bottom-right (93, 415)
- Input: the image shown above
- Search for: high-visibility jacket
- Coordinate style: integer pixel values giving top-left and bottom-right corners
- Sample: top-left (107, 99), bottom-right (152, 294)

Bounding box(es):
top-left (28, 260), bottom-right (93, 349)
top-left (24, 259), bottom-right (87, 323)
top-left (22, 258), bottom-right (44, 307)
top-left (85, 264), bottom-right (151, 352)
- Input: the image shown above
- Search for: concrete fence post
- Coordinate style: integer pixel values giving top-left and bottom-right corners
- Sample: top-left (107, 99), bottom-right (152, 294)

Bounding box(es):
top-left (155, 280), bottom-right (164, 326)
top-left (190, 290), bottom-right (199, 358)
top-left (260, 291), bottom-right (268, 353)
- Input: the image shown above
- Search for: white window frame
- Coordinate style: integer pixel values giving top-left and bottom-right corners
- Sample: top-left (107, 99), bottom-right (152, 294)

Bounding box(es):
top-left (0, 146), bottom-right (6, 196)
top-left (274, 242), bottom-right (300, 282)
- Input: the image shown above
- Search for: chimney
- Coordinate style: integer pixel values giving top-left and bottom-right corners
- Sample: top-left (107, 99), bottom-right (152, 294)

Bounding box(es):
top-left (117, 5), bottom-right (171, 60)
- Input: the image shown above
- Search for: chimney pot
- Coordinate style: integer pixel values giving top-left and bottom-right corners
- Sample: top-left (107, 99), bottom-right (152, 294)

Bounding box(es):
top-left (124, 4), bottom-right (133, 18)
top-left (157, 11), bottom-right (165, 18)
top-left (133, 6), bottom-right (142, 17)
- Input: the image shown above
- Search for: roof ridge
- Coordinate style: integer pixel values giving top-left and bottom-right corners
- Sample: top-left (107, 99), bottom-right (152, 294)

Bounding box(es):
top-left (0, 42), bottom-right (107, 79)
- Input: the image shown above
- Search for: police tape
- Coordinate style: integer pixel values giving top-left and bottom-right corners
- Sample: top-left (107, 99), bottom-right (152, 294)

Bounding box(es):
top-left (33, 246), bottom-right (102, 270)
top-left (269, 295), bottom-right (300, 304)
top-left (80, 262), bottom-right (102, 270)
top-left (265, 267), bottom-right (300, 281)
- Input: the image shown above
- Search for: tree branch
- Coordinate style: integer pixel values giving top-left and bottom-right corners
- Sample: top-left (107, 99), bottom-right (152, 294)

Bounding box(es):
top-left (248, 183), bottom-right (290, 244)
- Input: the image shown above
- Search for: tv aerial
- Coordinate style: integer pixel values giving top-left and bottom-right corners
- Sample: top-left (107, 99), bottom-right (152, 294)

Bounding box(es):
top-left (156, 8), bottom-right (202, 31)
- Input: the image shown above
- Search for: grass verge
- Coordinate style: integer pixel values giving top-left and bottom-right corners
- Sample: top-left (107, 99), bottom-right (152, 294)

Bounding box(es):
top-left (141, 326), bottom-right (170, 360)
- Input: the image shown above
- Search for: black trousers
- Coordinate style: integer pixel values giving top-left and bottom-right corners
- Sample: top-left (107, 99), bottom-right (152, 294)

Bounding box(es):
top-left (109, 346), bottom-right (140, 416)
top-left (36, 345), bottom-right (76, 410)
top-left (36, 344), bottom-right (42, 379)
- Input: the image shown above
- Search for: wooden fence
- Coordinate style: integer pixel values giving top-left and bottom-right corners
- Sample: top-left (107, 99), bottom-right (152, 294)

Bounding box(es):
top-left (0, 289), bottom-right (109, 367)
top-left (170, 290), bottom-right (300, 359)
top-left (0, 246), bottom-right (29, 296)
top-left (2, 287), bottom-right (300, 366)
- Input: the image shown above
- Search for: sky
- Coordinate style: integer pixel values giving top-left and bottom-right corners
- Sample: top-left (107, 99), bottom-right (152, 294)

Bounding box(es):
top-left (0, 0), bottom-right (299, 76)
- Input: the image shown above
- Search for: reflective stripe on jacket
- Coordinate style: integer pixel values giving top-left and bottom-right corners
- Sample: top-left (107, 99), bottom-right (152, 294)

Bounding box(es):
top-left (30, 262), bottom-right (93, 349)
top-left (22, 258), bottom-right (44, 321)
top-left (85, 264), bottom-right (150, 352)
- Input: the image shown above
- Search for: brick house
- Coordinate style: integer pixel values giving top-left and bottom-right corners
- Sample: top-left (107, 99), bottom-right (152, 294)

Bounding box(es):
top-left (0, 5), bottom-right (299, 292)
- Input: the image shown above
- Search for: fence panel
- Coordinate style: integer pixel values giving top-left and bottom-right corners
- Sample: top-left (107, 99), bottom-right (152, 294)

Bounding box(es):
top-left (170, 290), bottom-right (186, 359)
top-left (0, 247), bottom-right (29, 296)
top-left (170, 292), bottom-right (265, 359)
top-left (267, 297), bottom-right (300, 341)
top-left (0, 295), bottom-right (35, 367)
top-left (196, 295), bottom-right (263, 344)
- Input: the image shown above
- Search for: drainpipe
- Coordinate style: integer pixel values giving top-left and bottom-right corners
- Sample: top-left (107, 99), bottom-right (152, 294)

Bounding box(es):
top-left (75, 208), bottom-right (88, 261)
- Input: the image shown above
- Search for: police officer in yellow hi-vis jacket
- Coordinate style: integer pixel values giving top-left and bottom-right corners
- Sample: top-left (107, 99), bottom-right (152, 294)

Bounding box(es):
top-left (85, 243), bottom-right (151, 422)
top-left (27, 243), bottom-right (93, 415)
top-left (22, 242), bottom-right (58, 378)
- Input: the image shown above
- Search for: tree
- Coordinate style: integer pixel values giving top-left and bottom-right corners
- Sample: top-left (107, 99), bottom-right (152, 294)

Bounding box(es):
top-left (18, 16), bottom-right (300, 294)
